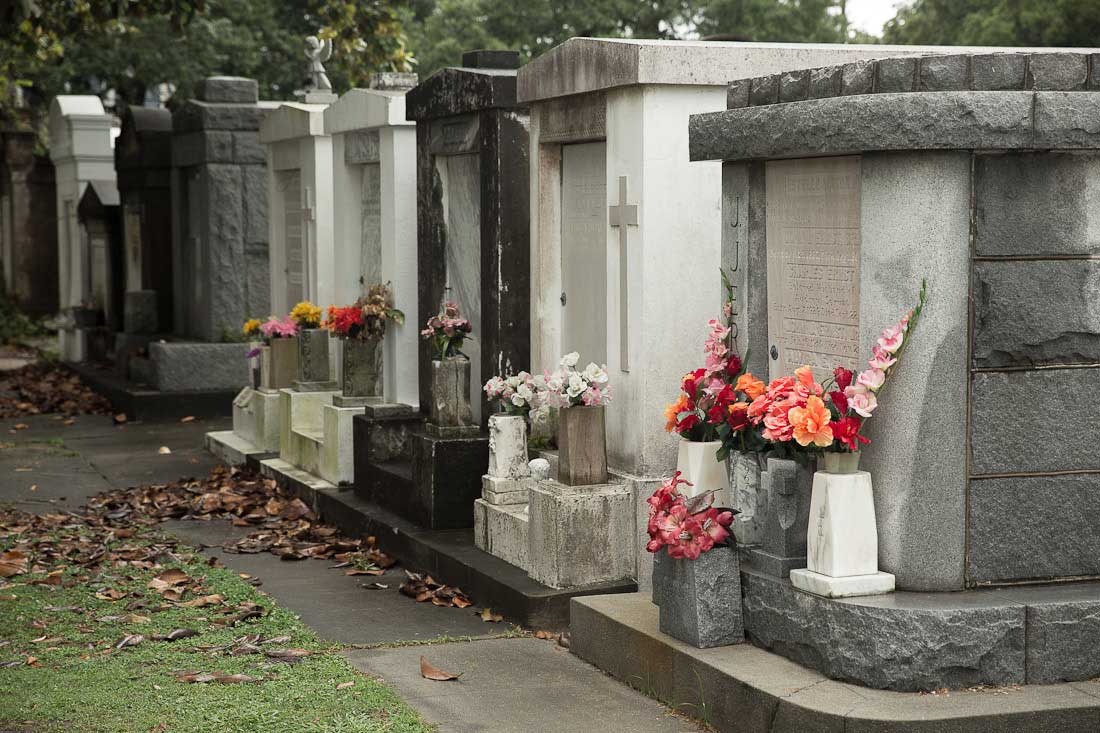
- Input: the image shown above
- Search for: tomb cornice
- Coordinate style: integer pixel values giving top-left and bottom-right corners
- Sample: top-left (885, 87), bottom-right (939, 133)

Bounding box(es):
top-left (258, 102), bottom-right (329, 143)
top-left (405, 67), bottom-right (520, 121)
top-left (323, 88), bottom-right (412, 135)
top-left (516, 38), bottom-right (1061, 103)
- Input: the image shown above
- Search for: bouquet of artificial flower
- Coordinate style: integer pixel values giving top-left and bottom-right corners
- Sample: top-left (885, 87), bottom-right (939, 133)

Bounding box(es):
top-left (420, 301), bottom-right (473, 360)
top-left (537, 352), bottom-right (610, 408)
top-left (746, 279), bottom-right (927, 455)
top-left (359, 282), bottom-right (405, 339)
top-left (242, 318), bottom-right (262, 339)
top-left (645, 472), bottom-right (736, 560)
top-left (259, 316), bottom-right (298, 339)
top-left (484, 371), bottom-right (540, 415)
top-left (289, 301), bottom-right (323, 330)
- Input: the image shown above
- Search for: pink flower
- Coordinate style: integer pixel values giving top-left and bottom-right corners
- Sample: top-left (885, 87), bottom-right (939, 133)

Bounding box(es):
top-left (844, 386), bottom-right (878, 418)
top-left (877, 324), bottom-right (904, 354)
top-left (856, 368), bottom-right (885, 392)
top-left (794, 365), bottom-right (823, 400)
top-left (868, 345), bottom-right (897, 370)
top-left (762, 398), bottom-right (795, 442)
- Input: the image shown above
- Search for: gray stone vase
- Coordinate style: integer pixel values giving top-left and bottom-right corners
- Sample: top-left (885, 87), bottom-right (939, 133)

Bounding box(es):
top-left (264, 337), bottom-right (299, 391)
top-left (652, 544), bottom-right (744, 649)
top-left (557, 405), bottom-right (608, 486)
top-left (429, 357), bottom-right (474, 427)
top-left (295, 328), bottom-right (336, 391)
top-left (342, 337), bottom-right (383, 400)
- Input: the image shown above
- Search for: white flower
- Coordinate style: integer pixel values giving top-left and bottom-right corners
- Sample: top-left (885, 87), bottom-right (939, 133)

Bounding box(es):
top-left (517, 384), bottom-right (533, 401)
top-left (568, 373), bottom-right (586, 392)
top-left (561, 351), bottom-right (580, 368)
top-left (547, 373), bottom-right (564, 392)
top-left (511, 393), bottom-right (526, 407)
top-left (582, 363), bottom-right (608, 384)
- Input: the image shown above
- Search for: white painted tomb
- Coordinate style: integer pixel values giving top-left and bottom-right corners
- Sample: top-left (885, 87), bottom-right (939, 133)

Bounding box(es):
top-left (48, 95), bottom-right (118, 361)
top-left (517, 38), bottom-right (953, 588)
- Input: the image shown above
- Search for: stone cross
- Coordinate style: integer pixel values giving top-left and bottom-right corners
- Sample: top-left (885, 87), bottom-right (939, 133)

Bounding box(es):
top-left (608, 175), bottom-right (638, 371)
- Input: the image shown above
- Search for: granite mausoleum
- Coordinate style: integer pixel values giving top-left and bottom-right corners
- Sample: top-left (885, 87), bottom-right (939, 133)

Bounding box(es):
top-left (685, 50), bottom-right (1100, 690)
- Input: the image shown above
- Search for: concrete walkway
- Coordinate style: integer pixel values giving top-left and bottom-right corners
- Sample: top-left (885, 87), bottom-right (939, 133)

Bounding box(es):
top-left (0, 411), bottom-right (702, 732)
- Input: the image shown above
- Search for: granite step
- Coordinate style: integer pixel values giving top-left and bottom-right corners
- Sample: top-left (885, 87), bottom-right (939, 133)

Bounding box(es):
top-left (65, 360), bottom-right (237, 421)
top-left (259, 455), bottom-right (635, 630)
top-left (572, 592), bottom-right (1100, 732)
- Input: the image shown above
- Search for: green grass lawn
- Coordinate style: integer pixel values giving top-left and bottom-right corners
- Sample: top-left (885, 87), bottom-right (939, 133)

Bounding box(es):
top-left (0, 530), bottom-right (431, 733)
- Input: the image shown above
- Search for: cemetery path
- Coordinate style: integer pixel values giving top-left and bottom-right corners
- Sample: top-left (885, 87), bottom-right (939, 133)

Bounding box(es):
top-left (0, 410), bottom-right (703, 732)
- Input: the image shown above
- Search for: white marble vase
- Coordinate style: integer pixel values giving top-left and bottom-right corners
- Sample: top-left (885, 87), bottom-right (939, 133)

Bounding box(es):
top-left (488, 413), bottom-right (530, 479)
top-left (675, 440), bottom-right (730, 507)
top-left (790, 452), bottom-right (895, 598)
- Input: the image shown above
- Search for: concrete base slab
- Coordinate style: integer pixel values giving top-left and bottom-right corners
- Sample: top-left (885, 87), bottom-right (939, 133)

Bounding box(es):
top-left (204, 429), bottom-right (274, 466)
top-left (474, 499), bottom-right (530, 572)
top-left (572, 592), bottom-right (1100, 732)
top-left (790, 568), bottom-right (896, 598)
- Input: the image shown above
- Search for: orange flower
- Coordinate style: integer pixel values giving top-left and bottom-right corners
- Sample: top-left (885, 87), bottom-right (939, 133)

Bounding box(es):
top-left (664, 394), bottom-right (690, 432)
top-left (735, 373), bottom-right (766, 400)
top-left (788, 395), bottom-right (834, 448)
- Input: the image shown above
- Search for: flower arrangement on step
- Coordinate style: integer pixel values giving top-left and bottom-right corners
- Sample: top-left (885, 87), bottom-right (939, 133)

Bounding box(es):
top-left (484, 371), bottom-right (539, 416)
top-left (737, 279), bottom-right (927, 466)
top-left (259, 315), bottom-right (299, 340)
top-left (646, 472), bottom-right (737, 559)
top-left (289, 301), bottom-right (323, 330)
top-left (421, 301), bottom-right (473, 361)
top-left (327, 283), bottom-right (405, 341)
top-left (242, 318), bottom-right (262, 340)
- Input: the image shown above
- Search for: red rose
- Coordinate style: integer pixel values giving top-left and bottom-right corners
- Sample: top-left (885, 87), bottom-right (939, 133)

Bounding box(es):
top-left (726, 354), bottom-right (743, 377)
top-left (833, 366), bottom-right (853, 391)
top-left (829, 390), bottom-right (848, 414)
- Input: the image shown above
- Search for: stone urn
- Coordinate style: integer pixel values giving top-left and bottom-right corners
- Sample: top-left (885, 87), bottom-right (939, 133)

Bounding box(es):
top-left (429, 357), bottom-right (474, 427)
top-left (557, 405), bottom-right (608, 486)
top-left (789, 451), bottom-right (895, 598)
top-left (295, 328), bottom-right (336, 391)
top-left (342, 336), bottom-right (383, 401)
top-left (651, 544), bottom-right (744, 649)
top-left (675, 440), bottom-right (730, 507)
top-left (487, 413), bottom-right (530, 479)
top-left (264, 337), bottom-right (299, 390)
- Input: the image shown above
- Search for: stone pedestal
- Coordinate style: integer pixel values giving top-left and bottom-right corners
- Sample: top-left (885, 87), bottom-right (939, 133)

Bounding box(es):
top-left (748, 458), bottom-right (813, 578)
top-left (730, 451), bottom-right (763, 545)
top-left (789, 468), bottom-right (895, 598)
top-left (558, 405), bottom-right (608, 486)
top-left (652, 546), bottom-right (744, 648)
top-left (475, 413), bottom-right (535, 565)
top-left (279, 387), bottom-right (339, 478)
top-left (528, 478), bottom-right (634, 589)
top-left (429, 358), bottom-right (474, 427)
top-left (335, 337), bottom-right (383, 407)
top-left (487, 413), bottom-right (529, 479)
top-left (264, 338), bottom-right (299, 390)
top-left (352, 401), bottom-right (424, 498)
top-left (231, 386), bottom-right (281, 453)
top-left (294, 328), bottom-right (337, 391)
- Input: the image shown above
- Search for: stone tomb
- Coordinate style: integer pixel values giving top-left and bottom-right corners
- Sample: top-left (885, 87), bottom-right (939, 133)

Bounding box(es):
top-left (115, 106), bottom-right (174, 338)
top-left (689, 50), bottom-right (1100, 689)
top-left (518, 38), bottom-right (951, 587)
top-left (349, 51), bottom-right (528, 530)
top-left (48, 95), bottom-right (118, 362)
top-left (75, 180), bottom-right (122, 359)
top-left (0, 126), bottom-right (57, 316)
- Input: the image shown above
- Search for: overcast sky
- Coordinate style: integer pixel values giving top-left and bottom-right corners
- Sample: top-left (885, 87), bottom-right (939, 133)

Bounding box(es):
top-left (846, 0), bottom-right (910, 36)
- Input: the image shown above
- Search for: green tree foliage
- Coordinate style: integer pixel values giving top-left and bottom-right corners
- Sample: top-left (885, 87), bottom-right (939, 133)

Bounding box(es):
top-left (883, 0), bottom-right (1100, 47)
top-left (1, 0), bottom-right (413, 117)
top-left (403, 0), bottom-right (851, 79)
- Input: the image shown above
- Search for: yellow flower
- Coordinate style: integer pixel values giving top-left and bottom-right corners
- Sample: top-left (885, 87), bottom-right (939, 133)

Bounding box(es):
top-left (289, 301), bottom-right (323, 328)
top-left (242, 318), bottom-right (261, 336)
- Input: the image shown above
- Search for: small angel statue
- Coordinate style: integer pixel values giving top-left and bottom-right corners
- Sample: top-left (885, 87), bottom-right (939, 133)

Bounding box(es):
top-left (305, 35), bottom-right (334, 91)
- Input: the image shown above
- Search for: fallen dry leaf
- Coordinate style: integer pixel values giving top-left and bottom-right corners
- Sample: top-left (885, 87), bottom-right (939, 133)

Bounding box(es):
top-left (113, 633), bottom-right (145, 650)
top-left (0, 550), bottom-right (29, 578)
top-left (179, 416), bottom-right (195, 423)
top-left (360, 582), bottom-right (389, 590)
top-left (147, 568), bottom-right (190, 591)
top-left (154, 628), bottom-right (200, 642)
top-left (12, 423), bottom-right (28, 430)
top-left (336, 681), bottom-right (355, 690)
top-left (420, 656), bottom-right (461, 681)
top-left (157, 446), bottom-right (172, 455)
top-left (478, 608), bottom-right (503, 623)
top-left (178, 594), bottom-right (224, 608)
top-left (113, 413), bottom-right (128, 424)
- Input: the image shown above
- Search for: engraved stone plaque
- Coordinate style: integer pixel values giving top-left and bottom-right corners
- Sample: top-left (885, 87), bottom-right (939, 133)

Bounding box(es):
top-left (561, 141), bottom-right (608, 365)
top-left (429, 114), bottom-right (480, 155)
top-left (345, 130), bottom-right (381, 165)
top-left (436, 153), bottom-right (482, 421)
top-left (277, 169), bottom-right (304, 307)
top-left (765, 156), bottom-right (861, 380)
top-left (124, 203), bottom-right (143, 292)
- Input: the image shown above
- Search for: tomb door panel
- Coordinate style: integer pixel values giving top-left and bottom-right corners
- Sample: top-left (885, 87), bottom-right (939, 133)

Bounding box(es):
top-left (765, 157), bottom-right (862, 382)
top-left (435, 153), bottom-right (482, 422)
top-left (278, 169), bottom-right (304, 308)
top-left (560, 142), bottom-right (608, 366)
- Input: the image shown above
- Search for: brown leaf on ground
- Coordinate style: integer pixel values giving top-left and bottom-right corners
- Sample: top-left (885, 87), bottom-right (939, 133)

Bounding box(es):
top-left (178, 594), bottom-right (224, 608)
top-left (153, 628), bottom-right (200, 642)
top-left (478, 608), bottom-right (503, 623)
top-left (336, 681), bottom-right (355, 690)
top-left (214, 672), bottom-right (260, 684)
top-left (360, 582), bottom-right (388, 590)
top-left (157, 446), bottom-right (171, 455)
top-left (174, 671), bottom-right (216, 684)
top-left (113, 413), bottom-right (127, 424)
top-left (95, 589), bottom-right (127, 601)
top-left (0, 363), bottom-right (111, 418)
top-left (264, 648), bottom-right (311, 664)
top-left (179, 416), bottom-right (195, 423)
top-left (399, 570), bottom-right (473, 609)
top-left (113, 633), bottom-right (145, 650)
top-left (0, 550), bottom-right (29, 578)
top-left (534, 630), bottom-right (559, 641)
top-left (147, 568), bottom-right (190, 590)
top-left (419, 656), bottom-right (461, 681)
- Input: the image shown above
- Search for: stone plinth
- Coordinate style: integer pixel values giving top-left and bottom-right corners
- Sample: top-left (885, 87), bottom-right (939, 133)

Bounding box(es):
top-left (407, 54), bottom-right (530, 426)
top-left (134, 342), bottom-right (251, 392)
top-left (279, 387), bottom-right (338, 478)
top-left (231, 386), bottom-right (280, 453)
top-left (351, 402), bottom-right (424, 502)
top-left (171, 76), bottom-right (275, 342)
top-left (294, 328), bottom-right (337, 391)
top-left (528, 478), bottom-right (634, 589)
top-left (264, 338), bottom-right (298, 390)
top-left (652, 546), bottom-right (743, 649)
top-left (429, 358), bottom-right (475, 427)
top-left (557, 406), bottom-right (608, 486)
top-left (0, 129), bottom-right (58, 316)
top-left (473, 500), bottom-right (530, 571)
top-left (748, 458), bottom-right (813, 578)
